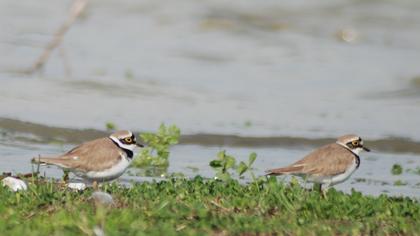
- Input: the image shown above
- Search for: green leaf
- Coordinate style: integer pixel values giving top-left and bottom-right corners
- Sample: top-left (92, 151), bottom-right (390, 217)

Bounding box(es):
top-left (210, 160), bottom-right (223, 168)
top-left (248, 152), bottom-right (257, 166)
top-left (216, 172), bottom-right (231, 181)
top-left (217, 150), bottom-right (226, 159)
top-left (225, 156), bottom-right (236, 169)
top-left (237, 162), bottom-right (248, 176)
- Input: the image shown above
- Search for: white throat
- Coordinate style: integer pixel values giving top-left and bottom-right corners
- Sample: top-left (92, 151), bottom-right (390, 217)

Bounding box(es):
top-left (110, 136), bottom-right (136, 152)
top-left (352, 147), bottom-right (363, 155)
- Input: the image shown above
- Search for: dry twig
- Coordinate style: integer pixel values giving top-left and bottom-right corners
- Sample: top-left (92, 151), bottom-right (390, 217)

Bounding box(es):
top-left (26, 0), bottom-right (88, 74)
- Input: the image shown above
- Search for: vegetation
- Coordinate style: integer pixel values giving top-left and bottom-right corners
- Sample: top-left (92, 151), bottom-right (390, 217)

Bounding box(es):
top-left (209, 151), bottom-right (257, 181)
top-left (394, 180), bottom-right (408, 186)
top-left (131, 124), bottom-right (180, 168)
top-left (1, 177), bottom-right (420, 235)
top-left (105, 122), bottom-right (117, 131)
top-left (2, 125), bottom-right (419, 235)
top-left (391, 164), bottom-right (403, 175)
top-left (407, 166), bottom-right (420, 175)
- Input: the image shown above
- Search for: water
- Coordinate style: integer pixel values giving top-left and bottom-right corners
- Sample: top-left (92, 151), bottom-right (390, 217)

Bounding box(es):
top-left (1, 126), bottom-right (420, 198)
top-left (1, 0), bottom-right (420, 197)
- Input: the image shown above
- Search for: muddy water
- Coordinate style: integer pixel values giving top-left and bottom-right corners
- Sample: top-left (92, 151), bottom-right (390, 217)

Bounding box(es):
top-left (1, 0), bottom-right (420, 139)
top-left (1, 0), bottom-right (420, 196)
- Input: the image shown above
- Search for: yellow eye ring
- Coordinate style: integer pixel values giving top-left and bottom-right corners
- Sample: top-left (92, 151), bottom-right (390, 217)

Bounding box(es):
top-left (352, 140), bottom-right (359, 146)
top-left (125, 138), bottom-right (132, 143)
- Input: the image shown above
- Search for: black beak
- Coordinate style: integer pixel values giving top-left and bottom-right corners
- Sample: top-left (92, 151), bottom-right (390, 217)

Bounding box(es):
top-left (136, 143), bottom-right (144, 148)
top-left (363, 146), bottom-right (371, 152)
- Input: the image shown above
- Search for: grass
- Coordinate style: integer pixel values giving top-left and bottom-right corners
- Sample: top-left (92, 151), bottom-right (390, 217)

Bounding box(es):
top-left (3, 124), bottom-right (420, 234)
top-left (1, 176), bottom-right (420, 235)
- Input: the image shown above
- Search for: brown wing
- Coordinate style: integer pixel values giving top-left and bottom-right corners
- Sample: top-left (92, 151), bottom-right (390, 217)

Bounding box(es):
top-left (35, 138), bottom-right (123, 172)
top-left (266, 143), bottom-right (356, 177)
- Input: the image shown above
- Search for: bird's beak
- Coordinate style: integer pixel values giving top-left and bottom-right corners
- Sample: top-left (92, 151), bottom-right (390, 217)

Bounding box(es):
top-left (136, 143), bottom-right (144, 148)
top-left (363, 146), bottom-right (371, 152)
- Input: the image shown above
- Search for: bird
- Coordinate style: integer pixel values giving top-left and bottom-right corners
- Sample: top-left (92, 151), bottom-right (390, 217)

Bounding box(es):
top-left (32, 130), bottom-right (143, 187)
top-left (266, 134), bottom-right (370, 195)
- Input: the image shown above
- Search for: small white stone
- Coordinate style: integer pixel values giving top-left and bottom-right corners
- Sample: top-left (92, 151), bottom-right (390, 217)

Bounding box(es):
top-left (93, 226), bottom-right (105, 236)
top-left (67, 182), bottom-right (87, 191)
top-left (1, 177), bottom-right (27, 192)
top-left (337, 28), bottom-right (359, 43)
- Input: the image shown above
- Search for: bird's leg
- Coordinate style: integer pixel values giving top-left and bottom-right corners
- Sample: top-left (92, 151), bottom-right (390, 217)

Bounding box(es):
top-left (313, 183), bottom-right (322, 193)
top-left (62, 170), bottom-right (69, 184)
top-left (321, 183), bottom-right (331, 199)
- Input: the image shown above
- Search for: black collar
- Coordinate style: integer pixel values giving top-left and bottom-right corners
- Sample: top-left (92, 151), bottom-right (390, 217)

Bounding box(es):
top-left (109, 138), bottom-right (134, 159)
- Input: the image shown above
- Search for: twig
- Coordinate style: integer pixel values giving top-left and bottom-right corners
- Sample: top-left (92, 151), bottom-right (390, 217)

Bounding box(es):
top-left (26, 0), bottom-right (88, 74)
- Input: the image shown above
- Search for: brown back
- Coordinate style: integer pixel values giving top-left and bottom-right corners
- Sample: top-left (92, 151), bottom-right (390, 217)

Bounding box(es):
top-left (39, 137), bottom-right (123, 172)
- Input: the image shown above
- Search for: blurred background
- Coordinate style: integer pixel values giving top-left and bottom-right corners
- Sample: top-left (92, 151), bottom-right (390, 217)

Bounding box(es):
top-left (1, 0), bottom-right (420, 196)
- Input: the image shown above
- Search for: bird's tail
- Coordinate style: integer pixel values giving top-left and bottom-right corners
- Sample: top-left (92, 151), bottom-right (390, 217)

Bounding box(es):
top-left (31, 156), bottom-right (66, 167)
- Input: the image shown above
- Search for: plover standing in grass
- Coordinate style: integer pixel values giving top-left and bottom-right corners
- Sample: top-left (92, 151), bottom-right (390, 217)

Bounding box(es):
top-left (32, 130), bottom-right (143, 188)
top-left (266, 134), bottom-right (370, 196)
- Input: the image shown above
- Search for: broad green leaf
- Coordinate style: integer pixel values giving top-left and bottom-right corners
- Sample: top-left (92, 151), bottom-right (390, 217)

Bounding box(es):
top-left (237, 162), bottom-right (248, 176)
top-left (248, 152), bottom-right (257, 166)
top-left (217, 172), bottom-right (231, 181)
top-left (217, 150), bottom-right (226, 159)
top-left (209, 160), bottom-right (223, 168)
top-left (225, 156), bottom-right (236, 169)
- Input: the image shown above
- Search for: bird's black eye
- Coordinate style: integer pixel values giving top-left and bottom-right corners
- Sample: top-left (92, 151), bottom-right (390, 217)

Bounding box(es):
top-left (352, 140), bottom-right (359, 147)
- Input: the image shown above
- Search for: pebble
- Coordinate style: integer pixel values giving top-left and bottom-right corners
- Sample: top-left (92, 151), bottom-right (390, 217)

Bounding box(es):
top-left (90, 191), bottom-right (114, 206)
top-left (336, 28), bottom-right (359, 43)
top-left (67, 182), bottom-right (87, 191)
top-left (1, 177), bottom-right (28, 192)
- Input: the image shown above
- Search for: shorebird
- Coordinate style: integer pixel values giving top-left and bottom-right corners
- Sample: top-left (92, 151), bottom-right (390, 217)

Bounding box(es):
top-left (32, 130), bottom-right (143, 187)
top-left (266, 134), bottom-right (370, 195)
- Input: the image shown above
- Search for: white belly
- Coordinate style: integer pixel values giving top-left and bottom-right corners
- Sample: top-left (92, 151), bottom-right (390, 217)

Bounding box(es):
top-left (307, 159), bottom-right (358, 186)
top-left (79, 157), bottom-right (130, 182)
top-left (329, 160), bottom-right (358, 185)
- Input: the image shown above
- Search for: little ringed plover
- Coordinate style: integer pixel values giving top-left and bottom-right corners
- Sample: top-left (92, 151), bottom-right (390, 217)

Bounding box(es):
top-left (266, 134), bottom-right (370, 194)
top-left (32, 130), bottom-right (143, 184)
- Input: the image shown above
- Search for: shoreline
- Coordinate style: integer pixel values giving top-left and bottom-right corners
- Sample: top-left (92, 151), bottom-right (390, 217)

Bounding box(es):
top-left (1, 117), bottom-right (420, 155)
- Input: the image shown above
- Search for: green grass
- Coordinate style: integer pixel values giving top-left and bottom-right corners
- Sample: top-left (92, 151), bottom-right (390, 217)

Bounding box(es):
top-left (1, 177), bottom-right (419, 235)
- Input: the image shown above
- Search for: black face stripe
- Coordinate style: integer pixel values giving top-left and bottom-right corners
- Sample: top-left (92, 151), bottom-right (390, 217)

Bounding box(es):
top-left (109, 137), bottom-right (134, 159)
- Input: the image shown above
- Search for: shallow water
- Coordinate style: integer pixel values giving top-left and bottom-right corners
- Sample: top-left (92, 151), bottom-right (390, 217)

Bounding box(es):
top-left (1, 126), bottom-right (420, 198)
top-left (1, 0), bottom-right (420, 197)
